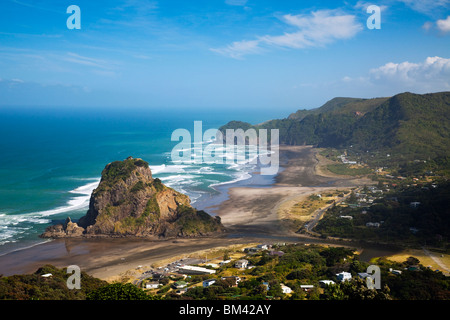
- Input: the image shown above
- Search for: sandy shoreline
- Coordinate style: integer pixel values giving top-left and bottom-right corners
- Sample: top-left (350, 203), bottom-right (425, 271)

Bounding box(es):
top-left (0, 146), bottom-right (382, 280)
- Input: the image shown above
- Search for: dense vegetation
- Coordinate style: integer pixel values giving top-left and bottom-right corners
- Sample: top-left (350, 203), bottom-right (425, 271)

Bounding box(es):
top-left (2, 244), bottom-right (448, 300)
top-left (315, 181), bottom-right (450, 247)
top-left (95, 157), bottom-right (150, 194)
top-left (162, 244), bottom-right (449, 300)
top-left (87, 283), bottom-right (158, 300)
top-left (0, 265), bottom-right (106, 300)
top-left (219, 92), bottom-right (450, 174)
top-left (174, 205), bottom-right (224, 236)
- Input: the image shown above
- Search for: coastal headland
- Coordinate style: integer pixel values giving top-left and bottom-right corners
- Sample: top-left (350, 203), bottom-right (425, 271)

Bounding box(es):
top-left (0, 146), bottom-right (390, 280)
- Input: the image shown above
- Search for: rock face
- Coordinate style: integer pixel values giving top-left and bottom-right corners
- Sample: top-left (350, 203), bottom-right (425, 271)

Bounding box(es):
top-left (41, 157), bottom-right (225, 239)
top-left (40, 217), bottom-right (84, 238)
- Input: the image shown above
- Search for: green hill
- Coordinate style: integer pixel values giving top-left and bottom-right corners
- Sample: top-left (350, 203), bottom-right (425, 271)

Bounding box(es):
top-left (219, 92), bottom-right (450, 172)
top-left (350, 92), bottom-right (450, 161)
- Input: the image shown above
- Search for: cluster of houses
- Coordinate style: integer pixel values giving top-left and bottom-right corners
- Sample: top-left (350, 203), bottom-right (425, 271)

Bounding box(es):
top-left (142, 242), bottom-right (411, 297)
top-left (339, 154), bottom-right (357, 165)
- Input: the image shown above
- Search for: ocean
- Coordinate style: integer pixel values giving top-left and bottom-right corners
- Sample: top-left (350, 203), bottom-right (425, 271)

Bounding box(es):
top-left (0, 106), bottom-right (284, 255)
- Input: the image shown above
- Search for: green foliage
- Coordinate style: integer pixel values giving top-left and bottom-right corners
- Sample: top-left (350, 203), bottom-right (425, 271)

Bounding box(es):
top-left (143, 195), bottom-right (160, 218)
top-left (219, 92), bottom-right (450, 175)
top-left (96, 157), bottom-right (150, 193)
top-left (316, 180), bottom-right (450, 247)
top-left (153, 178), bottom-right (164, 192)
top-left (0, 265), bottom-right (107, 300)
top-left (87, 283), bottom-right (157, 300)
top-left (322, 278), bottom-right (391, 300)
top-left (327, 164), bottom-right (372, 176)
top-left (174, 205), bottom-right (223, 235)
top-left (130, 181), bottom-right (146, 193)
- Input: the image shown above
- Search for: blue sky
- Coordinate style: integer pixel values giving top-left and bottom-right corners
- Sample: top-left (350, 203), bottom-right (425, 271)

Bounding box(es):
top-left (0, 0), bottom-right (449, 114)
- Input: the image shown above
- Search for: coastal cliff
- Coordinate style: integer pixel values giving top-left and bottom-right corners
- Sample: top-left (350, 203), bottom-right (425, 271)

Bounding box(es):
top-left (41, 157), bottom-right (225, 238)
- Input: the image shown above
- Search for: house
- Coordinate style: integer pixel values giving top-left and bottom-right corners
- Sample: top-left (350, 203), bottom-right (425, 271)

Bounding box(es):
top-left (145, 282), bottom-right (160, 289)
top-left (269, 250), bottom-right (285, 257)
top-left (357, 272), bottom-right (370, 279)
top-left (257, 244), bottom-right (269, 250)
top-left (178, 265), bottom-right (216, 275)
top-left (280, 284), bottom-right (292, 294)
top-left (408, 265), bottom-right (421, 271)
top-left (41, 273), bottom-right (52, 278)
top-left (336, 272), bottom-right (352, 282)
top-left (389, 268), bottom-right (402, 275)
top-left (244, 247), bottom-right (260, 254)
top-left (175, 288), bottom-right (187, 295)
top-left (339, 215), bottom-right (353, 220)
top-left (409, 227), bottom-right (419, 234)
top-left (366, 222), bottom-right (381, 228)
top-left (173, 281), bottom-right (188, 289)
top-left (319, 280), bottom-right (335, 287)
top-left (203, 279), bottom-right (216, 287)
top-left (262, 282), bottom-right (270, 291)
top-left (219, 260), bottom-right (231, 266)
top-left (235, 259), bottom-right (249, 269)
top-left (300, 285), bottom-right (314, 291)
top-left (152, 273), bottom-right (163, 280)
top-left (410, 202), bottom-right (421, 208)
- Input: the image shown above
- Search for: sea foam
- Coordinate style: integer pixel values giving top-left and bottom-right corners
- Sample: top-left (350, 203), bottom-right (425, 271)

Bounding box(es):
top-left (0, 178), bottom-right (99, 245)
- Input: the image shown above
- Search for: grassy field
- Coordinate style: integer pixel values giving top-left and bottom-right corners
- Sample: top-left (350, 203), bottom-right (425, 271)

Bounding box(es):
top-left (278, 191), bottom-right (350, 232)
top-left (376, 249), bottom-right (450, 276)
top-left (327, 163), bottom-right (372, 176)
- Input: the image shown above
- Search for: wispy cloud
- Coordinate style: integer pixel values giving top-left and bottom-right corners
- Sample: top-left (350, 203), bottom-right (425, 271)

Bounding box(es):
top-left (368, 56), bottom-right (450, 90)
top-left (354, 1), bottom-right (388, 12)
top-left (7, 0), bottom-right (65, 14)
top-left (225, 0), bottom-right (248, 6)
top-left (210, 39), bottom-right (263, 59)
top-left (211, 10), bottom-right (363, 59)
top-left (62, 52), bottom-right (112, 70)
top-left (396, 0), bottom-right (450, 15)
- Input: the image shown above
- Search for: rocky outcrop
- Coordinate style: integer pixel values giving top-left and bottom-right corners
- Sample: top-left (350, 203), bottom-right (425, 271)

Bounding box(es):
top-left (41, 157), bottom-right (225, 239)
top-left (40, 217), bottom-right (84, 238)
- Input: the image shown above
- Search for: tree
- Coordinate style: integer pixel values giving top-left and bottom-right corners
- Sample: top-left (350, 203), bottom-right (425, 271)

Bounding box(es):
top-left (322, 284), bottom-right (346, 300)
top-left (87, 283), bottom-right (157, 300)
top-left (267, 283), bottom-right (284, 298)
top-left (406, 257), bottom-right (420, 266)
top-left (223, 250), bottom-right (232, 261)
top-left (348, 191), bottom-right (357, 204)
top-left (330, 278), bottom-right (391, 300)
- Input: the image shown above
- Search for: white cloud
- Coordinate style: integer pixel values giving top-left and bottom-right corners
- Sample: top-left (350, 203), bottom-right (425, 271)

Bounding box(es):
top-left (62, 52), bottom-right (114, 71)
top-left (369, 56), bottom-right (450, 90)
top-left (210, 39), bottom-right (262, 60)
top-left (436, 16), bottom-right (450, 32)
top-left (225, 0), bottom-right (248, 6)
top-left (422, 21), bottom-right (433, 31)
top-left (396, 0), bottom-right (450, 15)
top-left (354, 1), bottom-right (388, 12)
top-left (211, 10), bottom-right (363, 59)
